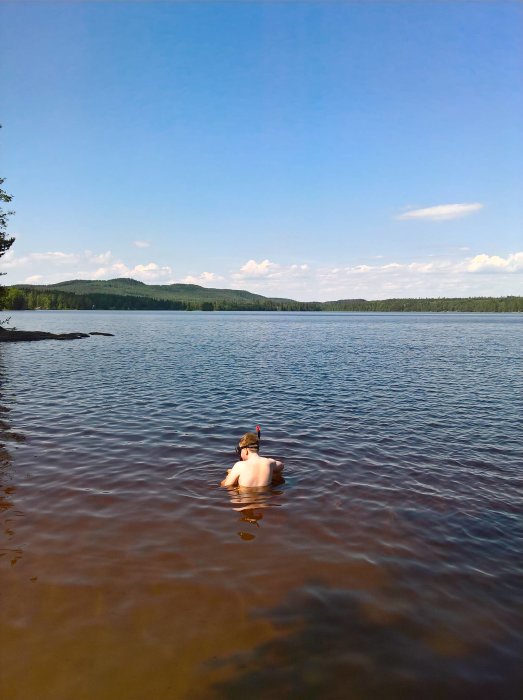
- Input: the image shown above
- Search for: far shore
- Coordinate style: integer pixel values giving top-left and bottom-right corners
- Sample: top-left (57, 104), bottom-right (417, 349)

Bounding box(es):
top-left (3, 280), bottom-right (522, 313)
top-left (2, 307), bottom-right (522, 314)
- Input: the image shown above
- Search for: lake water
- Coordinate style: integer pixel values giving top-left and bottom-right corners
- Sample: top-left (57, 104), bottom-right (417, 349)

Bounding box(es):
top-left (1, 311), bottom-right (522, 699)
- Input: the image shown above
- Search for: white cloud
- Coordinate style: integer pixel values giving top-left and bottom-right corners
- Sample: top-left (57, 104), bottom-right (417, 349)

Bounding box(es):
top-left (329, 253), bottom-right (523, 279)
top-left (313, 251), bottom-right (523, 300)
top-left (233, 259), bottom-right (309, 283)
top-left (3, 246), bottom-right (522, 301)
top-left (30, 251), bottom-right (80, 265)
top-left (181, 271), bottom-right (225, 286)
top-left (25, 275), bottom-right (43, 283)
top-left (94, 261), bottom-right (173, 282)
top-left (93, 261), bottom-right (128, 279)
top-left (397, 203), bottom-right (484, 221)
top-left (227, 259), bottom-right (314, 297)
top-left (182, 276), bottom-right (201, 285)
top-left (465, 252), bottom-right (523, 273)
top-left (230, 259), bottom-right (314, 296)
top-left (238, 259), bottom-right (278, 278)
top-left (133, 240), bottom-right (150, 248)
top-left (2, 249), bottom-right (174, 284)
top-left (3, 249), bottom-right (110, 270)
top-left (134, 263), bottom-right (173, 282)
top-left (85, 250), bottom-right (112, 265)
top-left (407, 262), bottom-right (436, 273)
top-left (201, 271), bottom-right (221, 282)
top-left (135, 263), bottom-right (166, 275)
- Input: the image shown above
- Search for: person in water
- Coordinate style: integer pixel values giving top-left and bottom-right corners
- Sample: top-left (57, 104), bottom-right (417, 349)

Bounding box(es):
top-left (221, 431), bottom-right (284, 488)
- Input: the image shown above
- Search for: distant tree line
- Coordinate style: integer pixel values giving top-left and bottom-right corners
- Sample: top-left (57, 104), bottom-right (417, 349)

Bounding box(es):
top-left (3, 286), bottom-right (522, 312)
top-left (2, 288), bottom-right (311, 311)
top-left (322, 297), bottom-right (523, 312)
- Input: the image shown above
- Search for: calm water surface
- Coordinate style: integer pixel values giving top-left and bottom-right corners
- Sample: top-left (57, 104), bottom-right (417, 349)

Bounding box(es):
top-left (1, 311), bottom-right (522, 699)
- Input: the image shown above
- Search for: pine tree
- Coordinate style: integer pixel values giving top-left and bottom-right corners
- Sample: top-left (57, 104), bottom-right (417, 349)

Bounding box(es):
top-left (0, 127), bottom-right (16, 319)
top-left (0, 176), bottom-right (15, 258)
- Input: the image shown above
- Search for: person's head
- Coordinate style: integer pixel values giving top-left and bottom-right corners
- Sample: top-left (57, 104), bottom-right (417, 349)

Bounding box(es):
top-left (236, 432), bottom-right (260, 460)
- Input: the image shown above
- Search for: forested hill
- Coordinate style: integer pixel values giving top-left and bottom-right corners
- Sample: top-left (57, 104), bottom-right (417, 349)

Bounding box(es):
top-left (30, 277), bottom-right (294, 304)
top-left (2, 278), bottom-right (522, 312)
top-left (4, 278), bottom-right (312, 311)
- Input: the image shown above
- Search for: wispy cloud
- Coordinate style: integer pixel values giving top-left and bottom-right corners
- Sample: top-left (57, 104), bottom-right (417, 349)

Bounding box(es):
top-left (94, 261), bottom-right (173, 282)
top-left (314, 251), bottom-right (523, 300)
top-left (397, 203), bottom-right (484, 221)
top-left (230, 260), bottom-right (311, 296)
top-left (133, 240), bottom-right (150, 248)
top-left (27, 251), bottom-right (80, 265)
top-left (233, 259), bottom-right (309, 282)
top-left (25, 274), bottom-right (43, 284)
top-left (3, 248), bottom-right (522, 301)
top-left (3, 249), bottom-right (174, 284)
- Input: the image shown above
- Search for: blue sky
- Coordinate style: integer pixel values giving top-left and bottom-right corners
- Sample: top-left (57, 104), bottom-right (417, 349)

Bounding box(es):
top-left (1, 1), bottom-right (522, 300)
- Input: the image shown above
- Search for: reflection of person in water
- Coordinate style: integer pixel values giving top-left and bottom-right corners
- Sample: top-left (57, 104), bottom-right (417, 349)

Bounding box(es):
top-left (227, 477), bottom-right (284, 541)
top-left (220, 428), bottom-right (284, 488)
top-left (228, 484), bottom-right (281, 511)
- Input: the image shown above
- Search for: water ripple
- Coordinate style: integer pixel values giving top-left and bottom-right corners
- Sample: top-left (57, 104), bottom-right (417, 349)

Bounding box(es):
top-left (1, 311), bottom-right (522, 699)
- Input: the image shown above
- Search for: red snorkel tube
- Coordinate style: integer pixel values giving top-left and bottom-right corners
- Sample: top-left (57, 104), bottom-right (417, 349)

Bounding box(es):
top-left (256, 425), bottom-right (261, 443)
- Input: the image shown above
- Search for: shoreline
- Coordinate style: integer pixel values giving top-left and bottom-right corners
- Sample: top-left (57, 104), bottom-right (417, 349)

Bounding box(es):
top-left (2, 308), bottom-right (522, 314)
top-left (0, 329), bottom-right (113, 342)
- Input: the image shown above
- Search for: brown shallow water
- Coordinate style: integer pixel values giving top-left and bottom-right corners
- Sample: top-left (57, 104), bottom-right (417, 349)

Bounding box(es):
top-left (1, 311), bottom-right (522, 699)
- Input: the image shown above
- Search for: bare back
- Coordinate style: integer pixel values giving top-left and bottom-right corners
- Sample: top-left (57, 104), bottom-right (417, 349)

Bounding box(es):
top-left (221, 452), bottom-right (284, 488)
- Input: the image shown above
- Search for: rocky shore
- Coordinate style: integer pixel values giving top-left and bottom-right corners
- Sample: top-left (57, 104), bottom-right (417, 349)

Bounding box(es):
top-left (0, 329), bottom-right (114, 342)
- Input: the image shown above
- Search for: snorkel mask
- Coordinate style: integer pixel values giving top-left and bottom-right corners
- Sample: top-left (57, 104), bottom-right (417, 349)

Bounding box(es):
top-left (235, 425), bottom-right (261, 457)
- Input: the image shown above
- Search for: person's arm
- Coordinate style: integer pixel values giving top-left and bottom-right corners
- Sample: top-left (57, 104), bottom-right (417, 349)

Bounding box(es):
top-left (272, 459), bottom-right (284, 474)
top-left (221, 462), bottom-right (242, 487)
top-left (271, 459), bottom-right (284, 484)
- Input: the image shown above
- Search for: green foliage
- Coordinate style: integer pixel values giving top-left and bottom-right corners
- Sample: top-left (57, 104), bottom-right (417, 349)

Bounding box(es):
top-left (3, 287), bottom-right (26, 310)
top-left (3, 281), bottom-right (522, 313)
top-left (0, 176), bottom-right (15, 257)
top-left (0, 127), bottom-right (16, 262)
top-left (322, 297), bottom-right (523, 312)
top-left (39, 278), bottom-right (295, 305)
top-left (0, 126), bottom-right (16, 317)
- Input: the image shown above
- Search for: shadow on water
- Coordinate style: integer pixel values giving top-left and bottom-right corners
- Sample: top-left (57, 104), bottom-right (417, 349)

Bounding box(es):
top-left (0, 356), bottom-right (26, 568)
top-left (201, 582), bottom-right (522, 700)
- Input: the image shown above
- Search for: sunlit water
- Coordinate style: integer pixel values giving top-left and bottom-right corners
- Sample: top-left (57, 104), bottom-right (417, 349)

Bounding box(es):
top-left (1, 311), bottom-right (522, 699)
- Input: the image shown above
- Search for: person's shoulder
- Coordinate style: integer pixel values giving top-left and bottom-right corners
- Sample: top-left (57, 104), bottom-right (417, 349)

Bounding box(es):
top-left (270, 457), bottom-right (284, 472)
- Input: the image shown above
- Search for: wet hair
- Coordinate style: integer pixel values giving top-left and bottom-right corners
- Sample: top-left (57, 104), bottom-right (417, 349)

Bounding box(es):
top-left (238, 432), bottom-right (260, 451)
